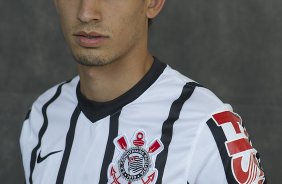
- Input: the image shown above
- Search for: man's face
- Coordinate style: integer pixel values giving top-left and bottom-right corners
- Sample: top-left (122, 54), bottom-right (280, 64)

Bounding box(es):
top-left (55, 0), bottom-right (149, 66)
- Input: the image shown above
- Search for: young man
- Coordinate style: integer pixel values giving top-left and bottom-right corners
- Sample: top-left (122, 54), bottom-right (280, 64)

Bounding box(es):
top-left (20, 0), bottom-right (266, 183)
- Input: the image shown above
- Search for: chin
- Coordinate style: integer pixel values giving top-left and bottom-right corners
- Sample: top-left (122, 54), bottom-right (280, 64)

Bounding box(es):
top-left (72, 51), bottom-right (116, 67)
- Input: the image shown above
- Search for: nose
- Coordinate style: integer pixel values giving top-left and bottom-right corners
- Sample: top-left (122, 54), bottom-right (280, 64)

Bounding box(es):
top-left (77, 0), bottom-right (102, 23)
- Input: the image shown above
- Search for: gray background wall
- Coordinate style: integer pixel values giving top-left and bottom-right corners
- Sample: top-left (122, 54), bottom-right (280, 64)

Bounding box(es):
top-left (1, 0), bottom-right (281, 183)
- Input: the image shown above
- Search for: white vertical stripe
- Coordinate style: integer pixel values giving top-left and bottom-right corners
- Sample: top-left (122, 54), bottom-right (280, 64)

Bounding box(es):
top-left (63, 115), bottom-right (110, 184)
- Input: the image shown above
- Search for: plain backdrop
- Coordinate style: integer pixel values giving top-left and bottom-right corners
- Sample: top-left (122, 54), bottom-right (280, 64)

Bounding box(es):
top-left (1, 0), bottom-right (281, 183)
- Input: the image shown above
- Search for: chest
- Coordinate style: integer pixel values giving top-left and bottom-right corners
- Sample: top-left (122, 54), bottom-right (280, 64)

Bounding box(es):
top-left (34, 111), bottom-right (197, 184)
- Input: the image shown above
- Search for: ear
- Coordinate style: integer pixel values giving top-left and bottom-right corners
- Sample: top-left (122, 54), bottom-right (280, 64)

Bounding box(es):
top-left (146, 0), bottom-right (166, 19)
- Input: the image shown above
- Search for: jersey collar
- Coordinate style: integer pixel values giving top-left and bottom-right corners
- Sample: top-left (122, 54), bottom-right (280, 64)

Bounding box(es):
top-left (76, 57), bottom-right (167, 123)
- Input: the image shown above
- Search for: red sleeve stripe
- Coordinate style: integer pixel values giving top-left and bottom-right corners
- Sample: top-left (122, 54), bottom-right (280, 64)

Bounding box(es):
top-left (226, 138), bottom-right (253, 156)
top-left (213, 111), bottom-right (241, 134)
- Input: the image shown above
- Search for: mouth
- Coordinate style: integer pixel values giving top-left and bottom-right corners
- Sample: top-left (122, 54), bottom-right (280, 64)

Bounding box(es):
top-left (73, 31), bottom-right (109, 48)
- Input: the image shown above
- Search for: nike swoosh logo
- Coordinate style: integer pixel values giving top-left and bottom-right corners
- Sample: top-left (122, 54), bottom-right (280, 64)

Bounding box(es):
top-left (37, 150), bottom-right (62, 163)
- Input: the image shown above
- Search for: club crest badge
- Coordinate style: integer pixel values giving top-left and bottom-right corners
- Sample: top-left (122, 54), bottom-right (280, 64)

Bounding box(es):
top-left (107, 130), bottom-right (164, 184)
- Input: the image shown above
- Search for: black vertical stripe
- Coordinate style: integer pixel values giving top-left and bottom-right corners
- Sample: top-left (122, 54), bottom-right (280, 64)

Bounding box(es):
top-left (56, 106), bottom-right (81, 184)
top-left (98, 111), bottom-right (121, 184)
top-left (155, 82), bottom-right (201, 183)
top-left (29, 81), bottom-right (70, 184)
top-left (206, 118), bottom-right (237, 183)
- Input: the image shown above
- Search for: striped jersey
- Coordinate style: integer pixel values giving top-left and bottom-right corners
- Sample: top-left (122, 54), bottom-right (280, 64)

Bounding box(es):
top-left (20, 58), bottom-right (266, 184)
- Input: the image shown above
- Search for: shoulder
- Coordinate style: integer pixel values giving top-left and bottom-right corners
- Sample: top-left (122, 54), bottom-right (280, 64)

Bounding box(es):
top-left (31, 76), bottom-right (79, 109)
top-left (162, 67), bottom-right (267, 183)
top-left (21, 76), bottom-right (79, 139)
top-left (24, 76), bottom-right (79, 126)
top-left (162, 65), bottom-right (231, 121)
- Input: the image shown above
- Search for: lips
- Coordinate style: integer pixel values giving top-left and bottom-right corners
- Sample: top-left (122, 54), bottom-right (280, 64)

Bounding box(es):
top-left (73, 31), bottom-right (109, 48)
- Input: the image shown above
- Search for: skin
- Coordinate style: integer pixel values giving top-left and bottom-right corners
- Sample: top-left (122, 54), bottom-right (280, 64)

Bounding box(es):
top-left (54, 0), bottom-right (165, 102)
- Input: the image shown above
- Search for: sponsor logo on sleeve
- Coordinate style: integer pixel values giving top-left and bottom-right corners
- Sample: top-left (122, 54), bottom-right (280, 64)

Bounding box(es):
top-left (213, 111), bottom-right (266, 184)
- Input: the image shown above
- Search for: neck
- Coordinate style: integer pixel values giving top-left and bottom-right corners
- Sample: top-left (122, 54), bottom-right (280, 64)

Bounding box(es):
top-left (77, 51), bottom-right (154, 102)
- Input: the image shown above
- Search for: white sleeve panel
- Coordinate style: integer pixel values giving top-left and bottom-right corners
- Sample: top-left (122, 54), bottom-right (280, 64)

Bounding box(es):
top-left (187, 122), bottom-right (228, 184)
top-left (20, 118), bottom-right (32, 182)
top-left (20, 106), bottom-right (43, 183)
top-left (19, 90), bottom-right (53, 182)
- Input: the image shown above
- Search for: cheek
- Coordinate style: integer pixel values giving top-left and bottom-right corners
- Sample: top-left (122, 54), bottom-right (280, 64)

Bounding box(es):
top-left (106, 1), bottom-right (146, 31)
top-left (109, 17), bottom-right (141, 49)
top-left (57, 2), bottom-right (79, 29)
top-left (110, 9), bottom-right (146, 38)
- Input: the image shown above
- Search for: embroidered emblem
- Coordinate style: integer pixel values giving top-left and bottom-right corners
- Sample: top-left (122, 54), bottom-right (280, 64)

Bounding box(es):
top-left (107, 130), bottom-right (164, 184)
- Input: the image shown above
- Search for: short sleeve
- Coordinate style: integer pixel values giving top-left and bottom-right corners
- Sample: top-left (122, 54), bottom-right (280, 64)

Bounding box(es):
top-left (187, 119), bottom-right (228, 183)
top-left (187, 111), bottom-right (266, 184)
